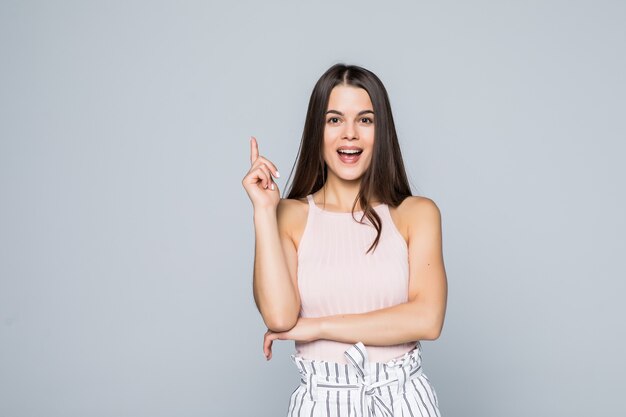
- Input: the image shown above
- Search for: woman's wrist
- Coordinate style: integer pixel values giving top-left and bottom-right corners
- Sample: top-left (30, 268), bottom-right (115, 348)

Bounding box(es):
top-left (315, 316), bottom-right (328, 340)
top-left (253, 205), bottom-right (276, 219)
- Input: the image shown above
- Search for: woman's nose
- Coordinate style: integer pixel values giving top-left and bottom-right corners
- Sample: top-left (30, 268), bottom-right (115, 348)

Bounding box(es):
top-left (342, 121), bottom-right (358, 139)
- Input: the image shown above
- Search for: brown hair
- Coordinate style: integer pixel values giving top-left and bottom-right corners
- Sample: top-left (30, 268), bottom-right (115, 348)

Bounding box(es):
top-left (285, 63), bottom-right (413, 254)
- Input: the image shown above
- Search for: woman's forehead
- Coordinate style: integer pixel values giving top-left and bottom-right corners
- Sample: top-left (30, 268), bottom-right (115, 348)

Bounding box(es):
top-left (327, 85), bottom-right (373, 111)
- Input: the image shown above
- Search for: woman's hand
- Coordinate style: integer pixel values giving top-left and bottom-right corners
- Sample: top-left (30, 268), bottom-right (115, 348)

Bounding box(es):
top-left (242, 136), bottom-right (281, 211)
top-left (263, 317), bottom-right (321, 360)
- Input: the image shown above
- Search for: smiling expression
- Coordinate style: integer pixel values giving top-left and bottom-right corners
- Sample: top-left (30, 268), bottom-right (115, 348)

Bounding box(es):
top-left (323, 85), bottom-right (375, 182)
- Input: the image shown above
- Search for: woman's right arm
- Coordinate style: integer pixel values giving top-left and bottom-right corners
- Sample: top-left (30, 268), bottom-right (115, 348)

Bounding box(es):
top-left (252, 200), bottom-right (301, 332)
top-left (243, 136), bottom-right (300, 332)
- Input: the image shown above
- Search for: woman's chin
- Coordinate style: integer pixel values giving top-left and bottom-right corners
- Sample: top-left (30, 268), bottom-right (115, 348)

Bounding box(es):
top-left (329, 170), bottom-right (366, 182)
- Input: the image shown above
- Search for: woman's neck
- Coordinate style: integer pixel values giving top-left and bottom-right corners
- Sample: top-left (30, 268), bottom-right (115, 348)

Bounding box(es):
top-left (314, 180), bottom-right (380, 212)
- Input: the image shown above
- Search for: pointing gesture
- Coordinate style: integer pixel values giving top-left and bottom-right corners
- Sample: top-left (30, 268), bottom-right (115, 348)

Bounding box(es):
top-left (242, 136), bottom-right (281, 210)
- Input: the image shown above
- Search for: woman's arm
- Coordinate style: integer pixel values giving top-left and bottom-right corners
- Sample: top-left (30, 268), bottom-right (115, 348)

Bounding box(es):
top-left (253, 199), bottom-right (301, 332)
top-left (263, 197), bottom-right (447, 355)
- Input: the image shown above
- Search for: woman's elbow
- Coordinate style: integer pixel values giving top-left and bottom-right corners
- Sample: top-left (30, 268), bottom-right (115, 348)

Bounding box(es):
top-left (417, 314), bottom-right (445, 341)
top-left (264, 308), bottom-right (299, 332)
top-left (265, 316), bottom-right (297, 332)
top-left (425, 326), bottom-right (442, 340)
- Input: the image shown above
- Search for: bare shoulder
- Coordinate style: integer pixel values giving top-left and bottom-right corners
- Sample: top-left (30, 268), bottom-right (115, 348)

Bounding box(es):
top-left (276, 197), bottom-right (309, 248)
top-left (398, 195), bottom-right (441, 215)
top-left (395, 195), bottom-right (442, 234)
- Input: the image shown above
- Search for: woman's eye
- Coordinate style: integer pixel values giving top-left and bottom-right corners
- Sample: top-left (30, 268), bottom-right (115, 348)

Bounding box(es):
top-left (361, 117), bottom-right (373, 124)
top-left (328, 117), bottom-right (340, 124)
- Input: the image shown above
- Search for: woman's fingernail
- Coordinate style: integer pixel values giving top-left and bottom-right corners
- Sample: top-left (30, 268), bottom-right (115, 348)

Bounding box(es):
top-left (271, 183), bottom-right (275, 190)
top-left (275, 171), bottom-right (280, 178)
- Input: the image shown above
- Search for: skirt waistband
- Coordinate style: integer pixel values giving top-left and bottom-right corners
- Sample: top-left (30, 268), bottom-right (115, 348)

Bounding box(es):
top-left (290, 342), bottom-right (423, 417)
top-left (290, 341), bottom-right (422, 395)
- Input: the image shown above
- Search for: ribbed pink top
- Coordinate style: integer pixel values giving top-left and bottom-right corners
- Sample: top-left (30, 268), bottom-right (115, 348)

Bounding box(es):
top-left (294, 194), bottom-right (418, 364)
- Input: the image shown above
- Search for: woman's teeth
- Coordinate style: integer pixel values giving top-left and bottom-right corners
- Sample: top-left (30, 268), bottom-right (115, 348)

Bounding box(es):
top-left (337, 150), bottom-right (362, 163)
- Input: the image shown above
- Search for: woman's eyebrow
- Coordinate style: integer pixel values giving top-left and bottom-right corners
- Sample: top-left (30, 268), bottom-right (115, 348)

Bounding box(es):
top-left (325, 110), bottom-right (375, 116)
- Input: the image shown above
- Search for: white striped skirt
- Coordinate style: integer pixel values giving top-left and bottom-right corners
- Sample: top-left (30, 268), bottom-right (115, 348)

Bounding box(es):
top-left (286, 341), bottom-right (441, 417)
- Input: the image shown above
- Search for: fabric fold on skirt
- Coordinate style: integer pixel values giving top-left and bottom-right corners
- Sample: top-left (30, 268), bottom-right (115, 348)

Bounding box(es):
top-left (286, 341), bottom-right (441, 417)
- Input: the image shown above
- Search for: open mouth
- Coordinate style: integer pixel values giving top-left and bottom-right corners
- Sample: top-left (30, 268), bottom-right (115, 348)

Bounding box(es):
top-left (337, 149), bottom-right (363, 164)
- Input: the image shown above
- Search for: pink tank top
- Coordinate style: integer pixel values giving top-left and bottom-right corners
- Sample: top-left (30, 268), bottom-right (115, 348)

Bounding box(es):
top-left (294, 194), bottom-right (418, 364)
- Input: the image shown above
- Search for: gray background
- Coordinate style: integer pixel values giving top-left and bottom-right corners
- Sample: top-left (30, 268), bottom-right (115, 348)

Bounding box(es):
top-left (1, 1), bottom-right (625, 416)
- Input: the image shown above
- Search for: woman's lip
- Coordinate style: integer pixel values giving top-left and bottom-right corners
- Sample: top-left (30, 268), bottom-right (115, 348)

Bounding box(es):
top-left (337, 151), bottom-right (362, 164)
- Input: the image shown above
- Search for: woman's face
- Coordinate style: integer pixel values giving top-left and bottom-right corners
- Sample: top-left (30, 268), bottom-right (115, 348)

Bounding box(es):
top-left (323, 85), bottom-right (375, 182)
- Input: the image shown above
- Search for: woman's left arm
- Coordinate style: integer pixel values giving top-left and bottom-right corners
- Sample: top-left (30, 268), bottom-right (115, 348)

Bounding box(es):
top-left (263, 197), bottom-right (448, 358)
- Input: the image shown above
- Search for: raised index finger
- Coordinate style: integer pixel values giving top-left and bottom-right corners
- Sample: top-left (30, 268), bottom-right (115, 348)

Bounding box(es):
top-left (250, 136), bottom-right (259, 164)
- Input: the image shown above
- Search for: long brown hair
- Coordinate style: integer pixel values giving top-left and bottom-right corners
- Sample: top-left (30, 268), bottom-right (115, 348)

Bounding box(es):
top-left (285, 63), bottom-right (413, 254)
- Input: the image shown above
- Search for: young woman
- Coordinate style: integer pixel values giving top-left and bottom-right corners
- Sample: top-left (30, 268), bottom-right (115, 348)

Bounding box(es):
top-left (242, 64), bottom-right (447, 417)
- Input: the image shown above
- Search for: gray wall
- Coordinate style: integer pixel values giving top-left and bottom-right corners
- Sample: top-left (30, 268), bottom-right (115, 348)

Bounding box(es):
top-left (1, 1), bottom-right (624, 416)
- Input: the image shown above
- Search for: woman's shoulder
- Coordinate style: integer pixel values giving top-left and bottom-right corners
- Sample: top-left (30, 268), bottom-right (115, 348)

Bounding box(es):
top-left (393, 195), bottom-right (441, 234)
top-left (396, 195), bottom-right (440, 212)
top-left (277, 196), bottom-right (309, 216)
top-left (276, 197), bottom-right (309, 242)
